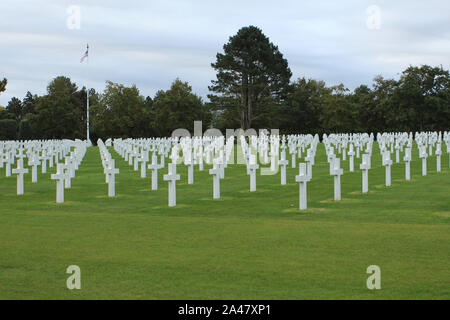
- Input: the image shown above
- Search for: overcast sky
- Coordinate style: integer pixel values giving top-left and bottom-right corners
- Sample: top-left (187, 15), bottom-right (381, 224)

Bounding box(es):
top-left (1, 0), bottom-right (449, 106)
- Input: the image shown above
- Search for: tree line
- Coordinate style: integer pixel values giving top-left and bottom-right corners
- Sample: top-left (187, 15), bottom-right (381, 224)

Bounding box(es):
top-left (1, 26), bottom-right (449, 141)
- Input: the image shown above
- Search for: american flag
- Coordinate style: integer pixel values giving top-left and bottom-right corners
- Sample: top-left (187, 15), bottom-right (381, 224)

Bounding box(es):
top-left (80, 44), bottom-right (89, 63)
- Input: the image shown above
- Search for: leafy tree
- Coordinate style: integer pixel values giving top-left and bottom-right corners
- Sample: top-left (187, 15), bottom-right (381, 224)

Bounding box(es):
top-left (153, 79), bottom-right (206, 136)
top-left (209, 26), bottom-right (292, 129)
top-left (0, 119), bottom-right (17, 140)
top-left (370, 76), bottom-right (400, 132)
top-left (351, 85), bottom-right (376, 133)
top-left (22, 91), bottom-right (38, 116)
top-left (395, 65), bottom-right (450, 131)
top-left (32, 76), bottom-right (84, 139)
top-left (145, 96), bottom-right (153, 109)
top-left (91, 81), bottom-right (148, 139)
top-left (0, 78), bottom-right (6, 95)
top-left (0, 107), bottom-right (13, 121)
top-left (319, 84), bottom-right (357, 133)
top-left (285, 78), bottom-right (330, 134)
top-left (18, 115), bottom-right (35, 140)
top-left (6, 97), bottom-right (23, 123)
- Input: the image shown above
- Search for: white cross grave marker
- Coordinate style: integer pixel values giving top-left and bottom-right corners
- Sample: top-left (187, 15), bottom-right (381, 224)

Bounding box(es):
top-left (382, 151), bottom-right (393, 187)
top-left (295, 163), bottom-right (311, 210)
top-left (29, 153), bottom-right (40, 183)
top-left (104, 159), bottom-right (119, 197)
top-left (12, 158), bottom-right (28, 195)
top-left (248, 154), bottom-right (259, 192)
top-left (348, 145), bottom-right (355, 172)
top-left (330, 158), bottom-right (343, 201)
top-left (148, 153), bottom-right (160, 190)
top-left (435, 144), bottom-right (442, 172)
top-left (163, 163), bottom-right (180, 207)
top-left (51, 163), bottom-right (67, 203)
top-left (419, 147), bottom-right (427, 176)
top-left (209, 161), bottom-right (221, 199)
top-left (403, 147), bottom-right (411, 181)
top-left (279, 150), bottom-right (289, 185)
top-left (139, 151), bottom-right (148, 178)
top-left (360, 154), bottom-right (370, 193)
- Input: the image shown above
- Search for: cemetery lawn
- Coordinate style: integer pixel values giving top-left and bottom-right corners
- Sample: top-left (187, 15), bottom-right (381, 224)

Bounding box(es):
top-left (0, 144), bottom-right (449, 300)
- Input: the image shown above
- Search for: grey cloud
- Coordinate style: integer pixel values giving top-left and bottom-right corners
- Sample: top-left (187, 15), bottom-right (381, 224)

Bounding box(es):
top-left (0, 0), bottom-right (449, 106)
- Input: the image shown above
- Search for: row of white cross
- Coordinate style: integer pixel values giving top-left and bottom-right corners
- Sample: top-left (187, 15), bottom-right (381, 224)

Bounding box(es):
top-left (47, 142), bottom-right (87, 203)
top-left (98, 139), bottom-right (119, 197)
top-left (0, 140), bottom-right (87, 202)
top-left (321, 131), bottom-right (450, 205)
top-left (2, 131), bottom-right (449, 209)
top-left (106, 133), bottom-right (320, 207)
top-left (107, 131), bottom-right (448, 209)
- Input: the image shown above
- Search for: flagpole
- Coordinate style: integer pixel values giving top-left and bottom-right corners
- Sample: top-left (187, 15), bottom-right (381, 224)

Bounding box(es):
top-left (86, 44), bottom-right (90, 144)
top-left (87, 85), bottom-right (89, 142)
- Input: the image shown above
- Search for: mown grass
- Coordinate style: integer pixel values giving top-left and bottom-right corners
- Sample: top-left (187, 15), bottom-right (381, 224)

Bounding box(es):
top-left (0, 143), bottom-right (449, 299)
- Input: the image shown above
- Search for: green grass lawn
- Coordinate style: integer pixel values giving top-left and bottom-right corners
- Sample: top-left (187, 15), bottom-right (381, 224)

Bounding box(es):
top-left (0, 143), bottom-right (449, 299)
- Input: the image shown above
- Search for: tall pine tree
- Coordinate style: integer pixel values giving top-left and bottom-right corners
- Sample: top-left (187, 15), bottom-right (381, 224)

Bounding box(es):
top-left (209, 26), bottom-right (291, 129)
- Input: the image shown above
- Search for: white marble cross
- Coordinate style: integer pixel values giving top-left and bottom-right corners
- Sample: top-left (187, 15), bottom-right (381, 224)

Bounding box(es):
top-left (51, 163), bottom-right (67, 203)
top-left (12, 158), bottom-right (28, 195)
top-left (14, 149), bottom-right (26, 178)
top-left (435, 143), bottom-right (442, 172)
top-left (419, 147), bottom-right (427, 176)
top-left (279, 150), bottom-right (289, 185)
top-left (305, 148), bottom-right (314, 179)
top-left (295, 163), bottom-right (311, 210)
top-left (360, 154), bottom-right (370, 193)
top-left (209, 161), bottom-right (221, 199)
top-left (248, 154), bottom-right (259, 192)
top-left (133, 149), bottom-right (139, 171)
top-left (139, 150), bottom-right (149, 178)
top-left (382, 151), bottom-right (393, 187)
top-left (290, 148), bottom-right (296, 169)
top-left (403, 147), bottom-right (412, 181)
top-left (330, 158), bottom-right (343, 201)
top-left (348, 144), bottom-right (355, 172)
top-left (104, 159), bottom-right (119, 197)
top-left (187, 158), bottom-right (194, 185)
top-left (40, 151), bottom-right (47, 174)
top-left (395, 143), bottom-right (400, 163)
top-left (163, 163), bottom-right (180, 207)
top-left (148, 153), bottom-right (160, 190)
top-left (29, 153), bottom-right (40, 183)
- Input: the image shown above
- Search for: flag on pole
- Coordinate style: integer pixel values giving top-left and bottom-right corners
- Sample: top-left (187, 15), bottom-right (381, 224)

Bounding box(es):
top-left (80, 44), bottom-right (89, 63)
